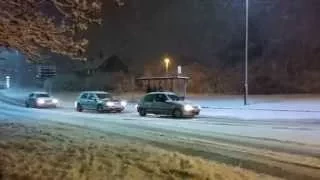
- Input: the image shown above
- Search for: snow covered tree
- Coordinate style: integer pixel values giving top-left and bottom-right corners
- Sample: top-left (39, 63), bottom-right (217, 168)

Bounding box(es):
top-left (0, 0), bottom-right (102, 60)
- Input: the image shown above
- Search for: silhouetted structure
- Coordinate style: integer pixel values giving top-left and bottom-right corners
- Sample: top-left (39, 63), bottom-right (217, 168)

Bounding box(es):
top-left (136, 76), bottom-right (190, 98)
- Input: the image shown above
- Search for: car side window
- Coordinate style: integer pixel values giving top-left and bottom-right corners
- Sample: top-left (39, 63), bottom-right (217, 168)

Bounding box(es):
top-left (144, 94), bottom-right (154, 102)
top-left (80, 93), bottom-right (88, 99)
top-left (88, 94), bottom-right (96, 100)
top-left (155, 94), bottom-right (167, 102)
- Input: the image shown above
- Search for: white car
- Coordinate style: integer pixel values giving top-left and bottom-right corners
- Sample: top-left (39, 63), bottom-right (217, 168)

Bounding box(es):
top-left (137, 92), bottom-right (201, 118)
top-left (25, 92), bottom-right (59, 108)
top-left (74, 91), bottom-right (127, 113)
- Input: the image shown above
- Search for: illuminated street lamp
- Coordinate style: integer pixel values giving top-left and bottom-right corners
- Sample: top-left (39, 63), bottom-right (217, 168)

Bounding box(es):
top-left (164, 58), bottom-right (170, 75)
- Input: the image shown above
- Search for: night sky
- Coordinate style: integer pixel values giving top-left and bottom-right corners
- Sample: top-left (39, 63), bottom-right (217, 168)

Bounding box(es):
top-left (82, 0), bottom-right (320, 72)
top-left (1, 0), bottom-right (320, 78)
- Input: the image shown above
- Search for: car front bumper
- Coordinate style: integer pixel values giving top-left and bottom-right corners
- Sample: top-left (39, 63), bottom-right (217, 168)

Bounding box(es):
top-left (103, 105), bottom-right (125, 112)
top-left (37, 103), bottom-right (57, 108)
top-left (183, 109), bottom-right (200, 117)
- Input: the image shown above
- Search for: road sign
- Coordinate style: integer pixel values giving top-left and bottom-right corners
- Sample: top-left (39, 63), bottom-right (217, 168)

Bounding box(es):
top-left (5, 76), bottom-right (10, 88)
top-left (37, 65), bottom-right (56, 79)
top-left (177, 65), bottom-right (182, 75)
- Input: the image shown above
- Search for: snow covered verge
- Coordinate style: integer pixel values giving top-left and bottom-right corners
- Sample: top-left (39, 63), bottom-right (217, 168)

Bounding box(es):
top-left (0, 121), bottom-right (279, 180)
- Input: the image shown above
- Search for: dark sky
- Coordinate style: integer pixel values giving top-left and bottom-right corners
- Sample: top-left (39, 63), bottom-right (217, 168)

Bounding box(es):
top-left (87, 0), bottom-right (244, 70)
top-left (3, 0), bottom-right (320, 74)
top-left (84, 0), bottom-right (320, 73)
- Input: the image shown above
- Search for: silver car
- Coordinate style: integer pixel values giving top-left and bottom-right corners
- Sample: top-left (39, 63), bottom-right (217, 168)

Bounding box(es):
top-left (137, 92), bottom-right (201, 118)
top-left (75, 91), bottom-right (127, 113)
top-left (25, 92), bottom-right (59, 108)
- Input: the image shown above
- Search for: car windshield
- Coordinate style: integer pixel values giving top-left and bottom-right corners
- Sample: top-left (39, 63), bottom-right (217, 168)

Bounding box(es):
top-left (96, 93), bottom-right (112, 99)
top-left (167, 94), bottom-right (181, 101)
top-left (37, 93), bottom-right (50, 98)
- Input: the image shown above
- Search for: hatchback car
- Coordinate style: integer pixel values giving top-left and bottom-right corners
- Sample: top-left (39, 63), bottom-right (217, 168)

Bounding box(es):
top-left (137, 92), bottom-right (201, 118)
top-left (75, 91), bottom-right (127, 113)
top-left (25, 92), bottom-right (59, 108)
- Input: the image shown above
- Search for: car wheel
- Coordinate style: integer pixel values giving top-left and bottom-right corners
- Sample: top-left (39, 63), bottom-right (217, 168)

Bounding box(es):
top-left (173, 109), bottom-right (183, 118)
top-left (96, 105), bottom-right (104, 113)
top-left (76, 103), bottom-right (83, 112)
top-left (139, 108), bottom-right (147, 116)
top-left (25, 102), bottom-right (30, 108)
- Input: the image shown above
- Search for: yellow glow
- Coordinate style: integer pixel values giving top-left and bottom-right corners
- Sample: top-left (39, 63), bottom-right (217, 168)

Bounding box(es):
top-left (164, 58), bottom-right (170, 65)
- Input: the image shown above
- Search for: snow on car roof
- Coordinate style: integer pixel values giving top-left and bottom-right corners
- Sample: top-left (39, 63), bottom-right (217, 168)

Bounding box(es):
top-left (147, 91), bottom-right (177, 95)
top-left (31, 92), bottom-right (49, 94)
top-left (81, 91), bottom-right (110, 94)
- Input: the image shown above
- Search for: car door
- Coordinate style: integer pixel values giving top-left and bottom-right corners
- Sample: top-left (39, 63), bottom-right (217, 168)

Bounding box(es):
top-left (27, 93), bottom-right (34, 106)
top-left (87, 93), bottom-right (98, 110)
top-left (142, 94), bottom-right (155, 113)
top-left (153, 94), bottom-right (169, 115)
top-left (78, 93), bottom-right (89, 109)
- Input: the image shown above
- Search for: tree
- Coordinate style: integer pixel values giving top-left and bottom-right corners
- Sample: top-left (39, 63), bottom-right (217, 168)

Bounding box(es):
top-left (0, 0), bottom-right (102, 60)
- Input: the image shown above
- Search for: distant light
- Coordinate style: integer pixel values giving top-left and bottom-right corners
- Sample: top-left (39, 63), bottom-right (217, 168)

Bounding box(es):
top-left (164, 58), bottom-right (170, 65)
top-left (37, 99), bottom-right (45, 105)
top-left (5, 76), bottom-right (10, 88)
top-left (52, 99), bottom-right (59, 104)
top-left (106, 102), bottom-right (115, 106)
top-left (120, 100), bottom-right (127, 107)
top-left (115, 0), bottom-right (125, 7)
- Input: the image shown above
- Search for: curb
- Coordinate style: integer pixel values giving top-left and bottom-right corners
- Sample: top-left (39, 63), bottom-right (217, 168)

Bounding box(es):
top-left (0, 92), bottom-right (24, 106)
top-left (201, 106), bottom-right (320, 113)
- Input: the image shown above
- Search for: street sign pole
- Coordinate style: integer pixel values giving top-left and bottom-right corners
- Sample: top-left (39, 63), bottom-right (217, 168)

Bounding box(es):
top-left (37, 65), bottom-right (56, 94)
top-left (244, 0), bottom-right (249, 105)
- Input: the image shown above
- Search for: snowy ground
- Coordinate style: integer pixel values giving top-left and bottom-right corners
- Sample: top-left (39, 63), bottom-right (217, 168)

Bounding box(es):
top-left (0, 122), bottom-right (279, 180)
top-left (0, 88), bottom-right (320, 179)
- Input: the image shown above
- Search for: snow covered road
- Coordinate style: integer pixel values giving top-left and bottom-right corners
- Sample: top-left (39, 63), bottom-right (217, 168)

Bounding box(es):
top-left (1, 90), bottom-right (320, 179)
top-left (0, 93), bottom-right (320, 179)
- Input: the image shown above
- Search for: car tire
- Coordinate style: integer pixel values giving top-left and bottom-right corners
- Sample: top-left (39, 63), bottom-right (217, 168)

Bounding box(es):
top-left (139, 108), bottom-right (147, 116)
top-left (173, 109), bottom-right (183, 118)
top-left (25, 102), bottom-right (30, 108)
top-left (76, 103), bottom-right (83, 112)
top-left (96, 105), bottom-right (104, 113)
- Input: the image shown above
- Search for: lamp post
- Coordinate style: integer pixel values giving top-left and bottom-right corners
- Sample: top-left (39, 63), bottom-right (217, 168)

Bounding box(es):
top-left (244, 0), bottom-right (249, 105)
top-left (164, 58), bottom-right (170, 75)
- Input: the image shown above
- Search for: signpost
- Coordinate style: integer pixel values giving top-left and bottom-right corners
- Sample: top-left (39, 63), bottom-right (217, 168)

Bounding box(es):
top-left (5, 76), bottom-right (10, 89)
top-left (37, 65), bottom-right (56, 94)
top-left (177, 65), bottom-right (182, 75)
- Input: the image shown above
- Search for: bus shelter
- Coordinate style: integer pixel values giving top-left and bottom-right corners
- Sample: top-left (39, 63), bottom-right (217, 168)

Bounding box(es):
top-left (136, 76), bottom-right (190, 98)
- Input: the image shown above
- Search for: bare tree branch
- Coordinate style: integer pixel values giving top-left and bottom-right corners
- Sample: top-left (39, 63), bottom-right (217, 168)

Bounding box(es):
top-left (0, 0), bottom-right (102, 60)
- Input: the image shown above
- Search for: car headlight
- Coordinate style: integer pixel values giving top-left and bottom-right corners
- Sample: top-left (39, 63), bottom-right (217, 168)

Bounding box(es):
top-left (37, 99), bottom-right (45, 104)
top-left (106, 102), bottom-right (114, 106)
top-left (120, 100), bottom-right (127, 107)
top-left (184, 104), bottom-right (194, 111)
top-left (52, 99), bottom-right (59, 104)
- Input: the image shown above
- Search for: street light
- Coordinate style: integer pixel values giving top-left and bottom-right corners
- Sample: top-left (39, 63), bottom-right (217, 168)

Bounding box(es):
top-left (244, 0), bottom-right (249, 105)
top-left (164, 58), bottom-right (170, 75)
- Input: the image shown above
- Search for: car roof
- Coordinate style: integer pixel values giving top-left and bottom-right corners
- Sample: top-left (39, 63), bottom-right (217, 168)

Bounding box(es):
top-left (80, 91), bottom-right (110, 94)
top-left (31, 91), bottom-right (49, 95)
top-left (146, 91), bottom-right (176, 95)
